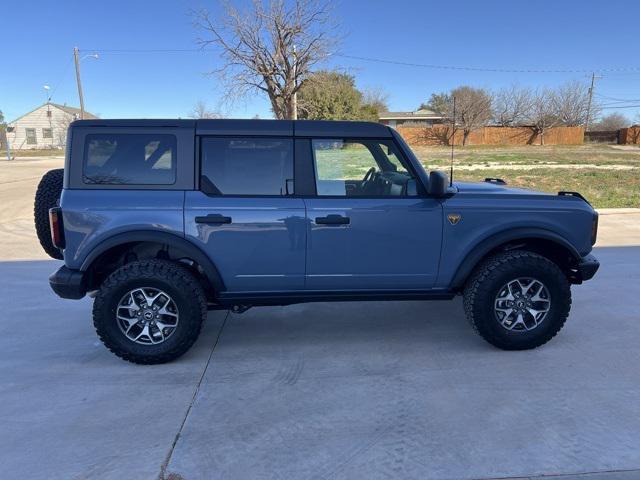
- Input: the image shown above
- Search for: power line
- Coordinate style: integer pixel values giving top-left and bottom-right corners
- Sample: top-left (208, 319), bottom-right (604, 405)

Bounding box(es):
top-left (600, 104), bottom-right (640, 110)
top-left (595, 93), bottom-right (640, 103)
top-left (81, 48), bottom-right (640, 74)
top-left (333, 53), bottom-right (640, 74)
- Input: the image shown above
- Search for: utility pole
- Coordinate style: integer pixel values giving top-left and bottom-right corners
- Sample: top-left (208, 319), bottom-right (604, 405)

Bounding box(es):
top-left (585, 72), bottom-right (602, 132)
top-left (291, 44), bottom-right (298, 120)
top-left (73, 47), bottom-right (85, 120)
top-left (5, 136), bottom-right (11, 161)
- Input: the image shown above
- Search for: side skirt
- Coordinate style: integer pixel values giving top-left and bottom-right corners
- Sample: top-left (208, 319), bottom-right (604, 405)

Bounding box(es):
top-left (210, 289), bottom-right (456, 310)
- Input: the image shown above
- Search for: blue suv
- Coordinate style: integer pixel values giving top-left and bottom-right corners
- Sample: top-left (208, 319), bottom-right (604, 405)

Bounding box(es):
top-left (35, 119), bottom-right (599, 364)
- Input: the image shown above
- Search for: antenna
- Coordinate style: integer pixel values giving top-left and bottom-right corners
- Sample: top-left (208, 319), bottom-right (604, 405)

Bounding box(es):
top-left (449, 95), bottom-right (456, 187)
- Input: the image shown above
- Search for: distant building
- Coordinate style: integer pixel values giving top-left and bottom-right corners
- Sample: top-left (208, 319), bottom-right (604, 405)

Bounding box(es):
top-left (5, 103), bottom-right (98, 150)
top-left (378, 109), bottom-right (444, 128)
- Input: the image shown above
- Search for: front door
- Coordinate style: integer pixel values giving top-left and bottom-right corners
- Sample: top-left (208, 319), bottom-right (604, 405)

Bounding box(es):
top-left (305, 138), bottom-right (442, 290)
top-left (185, 137), bottom-right (306, 293)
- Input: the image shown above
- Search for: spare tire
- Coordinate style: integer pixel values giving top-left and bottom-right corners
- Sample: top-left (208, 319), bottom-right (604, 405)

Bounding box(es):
top-left (34, 168), bottom-right (64, 260)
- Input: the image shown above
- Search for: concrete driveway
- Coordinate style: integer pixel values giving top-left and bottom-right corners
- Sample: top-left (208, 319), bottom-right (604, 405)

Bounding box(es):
top-left (1, 246), bottom-right (639, 480)
top-left (2, 159), bottom-right (640, 479)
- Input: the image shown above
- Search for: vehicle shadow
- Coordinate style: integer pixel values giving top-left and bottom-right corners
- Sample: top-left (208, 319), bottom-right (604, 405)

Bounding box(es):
top-left (0, 245), bottom-right (636, 362)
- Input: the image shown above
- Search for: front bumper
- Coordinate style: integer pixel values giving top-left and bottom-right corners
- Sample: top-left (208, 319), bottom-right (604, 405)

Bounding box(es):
top-left (49, 266), bottom-right (87, 299)
top-left (573, 253), bottom-right (600, 283)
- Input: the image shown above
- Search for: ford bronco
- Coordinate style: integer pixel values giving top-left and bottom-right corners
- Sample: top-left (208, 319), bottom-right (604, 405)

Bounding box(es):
top-left (35, 119), bottom-right (599, 364)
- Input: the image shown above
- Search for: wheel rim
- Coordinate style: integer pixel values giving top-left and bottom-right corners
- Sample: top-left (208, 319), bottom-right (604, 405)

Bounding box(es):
top-left (494, 278), bottom-right (551, 332)
top-left (116, 287), bottom-right (179, 345)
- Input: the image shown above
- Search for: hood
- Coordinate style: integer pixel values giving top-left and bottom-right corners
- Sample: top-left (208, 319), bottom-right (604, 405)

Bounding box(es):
top-left (454, 180), bottom-right (549, 197)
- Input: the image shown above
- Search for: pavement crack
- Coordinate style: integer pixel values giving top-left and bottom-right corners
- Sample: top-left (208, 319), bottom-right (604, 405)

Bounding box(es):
top-left (158, 311), bottom-right (230, 480)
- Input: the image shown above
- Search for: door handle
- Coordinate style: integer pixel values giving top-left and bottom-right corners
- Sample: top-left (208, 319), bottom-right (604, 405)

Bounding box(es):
top-left (195, 214), bottom-right (232, 224)
top-left (315, 214), bottom-right (350, 225)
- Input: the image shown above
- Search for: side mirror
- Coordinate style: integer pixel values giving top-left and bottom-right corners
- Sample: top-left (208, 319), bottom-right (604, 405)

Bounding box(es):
top-left (428, 171), bottom-right (449, 197)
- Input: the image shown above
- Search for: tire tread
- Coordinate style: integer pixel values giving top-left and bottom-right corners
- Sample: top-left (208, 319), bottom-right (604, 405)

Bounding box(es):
top-left (34, 168), bottom-right (64, 260)
top-left (463, 250), bottom-right (572, 350)
top-left (93, 259), bottom-right (207, 364)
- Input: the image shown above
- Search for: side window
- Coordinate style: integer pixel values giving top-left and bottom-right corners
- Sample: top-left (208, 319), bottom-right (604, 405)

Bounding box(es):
top-left (312, 139), bottom-right (416, 197)
top-left (26, 128), bottom-right (37, 145)
top-left (83, 134), bottom-right (176, 185)
top-left (201, 137), bottom-right (293, 196)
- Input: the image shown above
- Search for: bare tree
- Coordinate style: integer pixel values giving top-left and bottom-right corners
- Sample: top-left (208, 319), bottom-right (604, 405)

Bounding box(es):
top-left (592, 112), bottom-right (630, 131)
top-left (525, 88), bottom-right (562, 145)
top-left (419, 92), bottom-right (451, 115)
top-left (194, 0), bottom-right (337, 119)
top-left (190, 100), bottom-right (222, 119)
top-left (361, 87), bottom-right (389, 114)
top-left (494, 85), bottom-right (533, 127)
top-left (553, 80), bottom-right (596, 127)
top-left (55, 113), bottom-right (75, 148)
top-left (451, 86), bottom-right (493, 146)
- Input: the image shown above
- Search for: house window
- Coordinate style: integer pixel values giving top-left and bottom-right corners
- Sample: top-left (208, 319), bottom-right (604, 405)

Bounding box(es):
top-left (26, 128), bottom-right (37, 145)
top-left (43, 128), bottom-right (53, 139)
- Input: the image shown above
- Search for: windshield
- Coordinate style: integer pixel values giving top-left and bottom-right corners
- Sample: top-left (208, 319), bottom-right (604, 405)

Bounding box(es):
top-left (389, 128), bottom-right (430, 182)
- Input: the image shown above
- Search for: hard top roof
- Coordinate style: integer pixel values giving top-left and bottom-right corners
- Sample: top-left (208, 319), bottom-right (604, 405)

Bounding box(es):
top-left (70, 119), bottom-right (393, 138)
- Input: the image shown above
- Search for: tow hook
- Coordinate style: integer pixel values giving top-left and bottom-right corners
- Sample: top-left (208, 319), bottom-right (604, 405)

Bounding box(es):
top-left (231, 304), bottom-right (252, 314)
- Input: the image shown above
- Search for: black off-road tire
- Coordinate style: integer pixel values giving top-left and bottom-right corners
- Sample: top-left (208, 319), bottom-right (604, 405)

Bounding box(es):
top-left (34, 168), bottom-right (64, 260)
top-left (463, 250), bottom-right (571, 350)
top-left (93, 260), bottom-right (208, 364)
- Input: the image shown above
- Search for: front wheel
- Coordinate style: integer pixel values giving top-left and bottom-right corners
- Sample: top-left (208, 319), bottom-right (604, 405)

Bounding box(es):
top-left (93, 260), bottom-right (207, 364)
top-left (463, 250), bottom-right (572, 350)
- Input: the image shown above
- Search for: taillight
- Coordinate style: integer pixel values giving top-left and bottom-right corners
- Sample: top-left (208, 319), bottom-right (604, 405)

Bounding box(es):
top-left (49, 207), bottom-right (65, 250)
top-left (591, 212), bottom-right (599, 245)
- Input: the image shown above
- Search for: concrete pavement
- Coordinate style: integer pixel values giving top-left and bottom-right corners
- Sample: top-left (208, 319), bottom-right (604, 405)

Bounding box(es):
top-left (2, 157), bottom-right (640, 479)
top-left (0, 246), bottom-right (639, 479)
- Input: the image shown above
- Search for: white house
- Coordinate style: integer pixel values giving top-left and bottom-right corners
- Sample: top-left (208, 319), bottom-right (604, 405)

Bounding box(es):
top-left (6, 103), bottom-right (98, 150)
top-left (378, 109), bottom-right (444, 128)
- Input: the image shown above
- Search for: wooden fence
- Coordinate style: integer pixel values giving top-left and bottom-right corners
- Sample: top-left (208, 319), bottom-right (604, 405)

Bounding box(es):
top-left (397, 125), bottom-right (585, 146)
top-left (584, 130), bottom-right (620, 144)
top-left (619, 127), bottom-right (640, 145)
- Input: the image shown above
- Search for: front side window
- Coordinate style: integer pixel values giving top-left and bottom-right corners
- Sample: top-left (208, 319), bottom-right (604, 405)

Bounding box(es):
top-left (83, 134), bottom-right (176, 185)
top-left (26, 128), bottom-right (37, 145)
top-left (42, 128), bottom-right (53, 139)
top-left (201, 137), bottom-right (293, 196)
top-left (312, 139), bottom-right (416, 197)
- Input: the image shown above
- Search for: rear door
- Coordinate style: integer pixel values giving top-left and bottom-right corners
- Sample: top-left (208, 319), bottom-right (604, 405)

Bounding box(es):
top-left (184, 135), bottom-right (306, 293)
top-left (304, 138), bottom-right (443, 290)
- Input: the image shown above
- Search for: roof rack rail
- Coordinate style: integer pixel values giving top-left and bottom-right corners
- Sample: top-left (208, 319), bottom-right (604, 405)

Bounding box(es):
top-left (558, 191), bottom-right (590, 205)
top-left (484, 177), bottom-right (506, 185)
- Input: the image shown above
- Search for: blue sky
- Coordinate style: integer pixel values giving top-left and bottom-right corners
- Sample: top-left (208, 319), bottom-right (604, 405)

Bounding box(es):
top-left (2, 0), bottom-right (639, 122)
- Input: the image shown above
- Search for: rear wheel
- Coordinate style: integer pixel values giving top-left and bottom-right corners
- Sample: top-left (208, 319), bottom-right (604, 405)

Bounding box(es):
top-left (463, 250), bottom-right (571, 350)
top-left (34, 168), bottom-right (64, 260)
top-left (93, 260), bottom-right (207, 364)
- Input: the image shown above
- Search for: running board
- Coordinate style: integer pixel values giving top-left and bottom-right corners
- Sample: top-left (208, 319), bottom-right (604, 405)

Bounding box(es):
top-left (211, 289), bottom-right (456, 309)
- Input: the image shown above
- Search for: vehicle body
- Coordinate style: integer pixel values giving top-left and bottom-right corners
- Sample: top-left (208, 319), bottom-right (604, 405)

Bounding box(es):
top-left (40, 119), bottom-right (599, 363)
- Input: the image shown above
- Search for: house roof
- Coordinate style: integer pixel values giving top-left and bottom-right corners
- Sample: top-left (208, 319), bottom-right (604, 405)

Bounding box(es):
top-left (8, 103), bottom-right (98, 124)
top-left (50, 103), bottom-right (99, 120)
top-left (379, 109), bottom-right (444, 120)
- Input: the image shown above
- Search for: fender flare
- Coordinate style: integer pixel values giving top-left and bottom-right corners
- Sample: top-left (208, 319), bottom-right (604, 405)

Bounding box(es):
top-left (449, 227), bottom-right (581, 289)
top-left (80, 230), bottom-right (226, 292)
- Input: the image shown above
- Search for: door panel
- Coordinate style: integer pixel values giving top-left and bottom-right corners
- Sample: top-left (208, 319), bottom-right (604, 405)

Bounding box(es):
top-left (305, 198), bottom-right (443, 290)
top-left (185, 193), bottom-right (306, 292)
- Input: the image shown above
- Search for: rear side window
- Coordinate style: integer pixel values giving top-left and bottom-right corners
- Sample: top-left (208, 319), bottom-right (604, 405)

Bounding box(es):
top-left (201, 137), bottom-right (293, 196)
top-left (83, 134), bottom-right (176, 185)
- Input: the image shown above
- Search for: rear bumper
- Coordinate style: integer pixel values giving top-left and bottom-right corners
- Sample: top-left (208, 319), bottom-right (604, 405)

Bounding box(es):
top-left (49, 266), bottom-right (87, 299)
top-left (575, 253), bottom-right (600, 283)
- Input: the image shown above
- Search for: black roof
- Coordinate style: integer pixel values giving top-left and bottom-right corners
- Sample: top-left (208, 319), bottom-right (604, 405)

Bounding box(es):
top-left (70, 119), bottom-right (393, 138)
